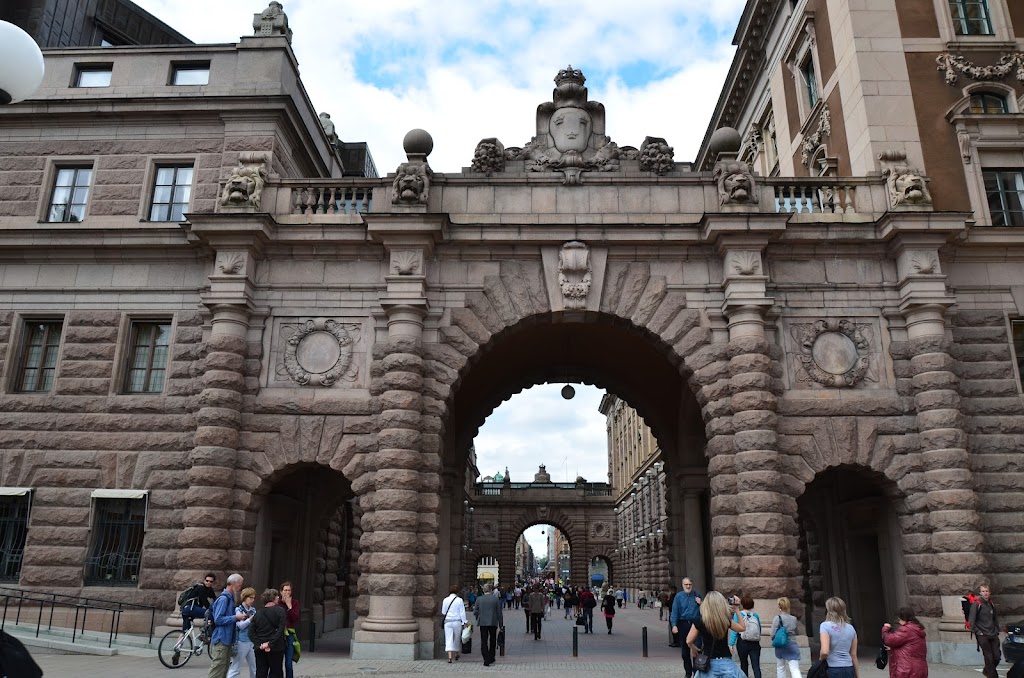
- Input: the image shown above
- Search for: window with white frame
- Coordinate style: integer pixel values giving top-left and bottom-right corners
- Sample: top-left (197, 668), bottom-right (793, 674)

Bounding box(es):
top-left (148, 165), bottom-right (193, 222)
top-left (969, 92), bottom-right (1008, 114)
top-left (801, 56), bottom-right (819, 110)
top-left (949, 0), bottom-right (994, 35)
top-left (48, 166), bottom-right (93, 223)
top-left (984, 169), bottom-right (1024, 226)
top-left (785, 18), bottom-right (821, 123)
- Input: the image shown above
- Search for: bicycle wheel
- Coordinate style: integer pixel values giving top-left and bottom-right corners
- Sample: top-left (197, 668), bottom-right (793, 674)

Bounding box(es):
top-left (158, 629), bottom-right (194, 669)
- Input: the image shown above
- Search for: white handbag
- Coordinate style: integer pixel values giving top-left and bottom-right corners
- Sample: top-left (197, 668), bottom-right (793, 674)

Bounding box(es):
top-left (461, 624), bottom-right (473, 642)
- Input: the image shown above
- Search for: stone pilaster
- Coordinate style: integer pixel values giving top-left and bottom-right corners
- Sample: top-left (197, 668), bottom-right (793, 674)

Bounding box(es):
top-left (894, 237), bottom-right (987, 619)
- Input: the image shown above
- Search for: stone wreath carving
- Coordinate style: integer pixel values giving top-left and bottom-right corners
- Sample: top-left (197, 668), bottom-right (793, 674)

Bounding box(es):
top-left (279, 318), bottom-right (356, 386)
top-left (800, 104), bottom-right (831, 166)
top-left (639, 136), bottom-right (675, 175)
top-left (558, 241), bottom-right (592, 310)
top-left (936, 53), bottom-right (1024, 87)
top-left (471, 138), bottom-right (505, 176)
top-left (791, 319), bottom-right (873, 387)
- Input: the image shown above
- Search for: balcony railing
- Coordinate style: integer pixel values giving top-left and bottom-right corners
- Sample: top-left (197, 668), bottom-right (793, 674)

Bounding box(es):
top-left (275, 179), bottom-right (382, 215)
top-left (474, 482), bottom-right (612, 498)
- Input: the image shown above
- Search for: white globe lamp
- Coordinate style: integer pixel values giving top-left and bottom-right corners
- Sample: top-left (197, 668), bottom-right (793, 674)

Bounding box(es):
top-left (0, 21), bottom-right (45, 105)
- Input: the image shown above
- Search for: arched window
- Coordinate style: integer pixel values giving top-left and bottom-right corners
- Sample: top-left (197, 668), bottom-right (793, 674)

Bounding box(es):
top-left (969, 92), bottom-right (1008, 114)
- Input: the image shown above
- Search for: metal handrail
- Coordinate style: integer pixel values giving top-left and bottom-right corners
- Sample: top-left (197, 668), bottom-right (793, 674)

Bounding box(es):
top-left (0, 585), bottom-right (157, 647)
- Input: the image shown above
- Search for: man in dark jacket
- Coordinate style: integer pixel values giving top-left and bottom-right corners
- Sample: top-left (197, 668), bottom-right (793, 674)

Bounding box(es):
top-left (528, 587), bottom-right (546, 640)
top-left (475, 583), bottom-right (504, 666)
top-left (969, 585), bottom-right (1001, 678)
top-left (666, 585), bottom-right (679, 646)
top-left (181, 573), bottom-right (217, 633)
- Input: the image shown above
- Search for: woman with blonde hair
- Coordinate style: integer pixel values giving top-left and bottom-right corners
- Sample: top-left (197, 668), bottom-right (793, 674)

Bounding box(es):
top-left (819, 596), bottom-right (859, 678)
top-left (685, 591), bottom-right (747, 678)
top-left (770, 597), bottom-right (801, 678)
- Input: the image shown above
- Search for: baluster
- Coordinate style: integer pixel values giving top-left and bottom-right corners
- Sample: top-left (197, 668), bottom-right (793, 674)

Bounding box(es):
top-left (304, 186), bottom-right (316, 213)
top-left (292, 187), bottom-right (304, 214)
top-left (365, 189), bottom-right (374, 213)
top-left (844, 186), bottom-right (855, 213)
top-left (325, 187), bottom-right (336, 214)
top-left (345, 189), bottom-right (355, 214)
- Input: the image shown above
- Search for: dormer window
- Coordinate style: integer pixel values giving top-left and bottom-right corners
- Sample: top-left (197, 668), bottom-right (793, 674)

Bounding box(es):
top-left (969, 92), bottom-right (1008, 114)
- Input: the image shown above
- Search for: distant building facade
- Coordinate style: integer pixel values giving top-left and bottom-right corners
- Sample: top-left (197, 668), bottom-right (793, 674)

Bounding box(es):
top-left (2, 0), bottom-right (191, 48)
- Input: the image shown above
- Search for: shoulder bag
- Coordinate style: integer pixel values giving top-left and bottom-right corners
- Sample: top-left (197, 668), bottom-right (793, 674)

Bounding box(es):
top-left (441, 596), bottom-right (456, 623)
top-left (771, 621), bottom-right (789, 648)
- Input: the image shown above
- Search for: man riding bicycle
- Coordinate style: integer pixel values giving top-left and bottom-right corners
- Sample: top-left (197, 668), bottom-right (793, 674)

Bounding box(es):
top-left (180, 573), bottom-right (217, 634)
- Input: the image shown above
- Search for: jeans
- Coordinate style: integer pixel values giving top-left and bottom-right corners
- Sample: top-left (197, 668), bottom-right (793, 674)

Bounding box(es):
top-left (605, 615), bottom-right (613, 632)
top-left (228, 639), bottom-right (257, 678)
top-left (530, 613), bottom-right (543, 639)
top-left (480, 625), bottom-right (497, 664)
top-left (283, 631), bottom-right (295, 678)
top-left (181, 604), bottom-right (205, 633)
top-left (979, 634), bottom-right (1001, 678)
top-left (582, 608), bottom-right (594, 633)
top-left (255, 649), bottom-right (284, 678)
top-left (209, 642), bottom-right (232, 678)
top-left (736, 638), bottom-right (761, 678)
top-left (697, 657), bottom-right (744, 678)
top-left (827, 667), bottom-right (855, 678)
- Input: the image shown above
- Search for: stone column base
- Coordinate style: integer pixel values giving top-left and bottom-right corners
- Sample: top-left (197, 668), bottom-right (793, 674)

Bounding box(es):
top-left (927, 639), bottom-right (983, 666)
top-left (351, 630), bottom-right (421, 660)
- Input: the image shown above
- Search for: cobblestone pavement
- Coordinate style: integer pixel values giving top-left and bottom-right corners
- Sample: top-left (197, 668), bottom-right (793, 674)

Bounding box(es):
top-left (33, 604), bottom-right (985, 677)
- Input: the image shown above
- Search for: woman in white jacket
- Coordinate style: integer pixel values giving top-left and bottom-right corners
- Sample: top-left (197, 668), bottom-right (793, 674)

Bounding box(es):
top-left (440, 584), bottom-right (468, 663)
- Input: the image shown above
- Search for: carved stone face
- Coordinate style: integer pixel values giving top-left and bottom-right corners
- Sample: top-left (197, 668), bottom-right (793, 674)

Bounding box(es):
top-left (397, 169), bottom-right (424, 202)
top-left (550, 107), bottom-right (592, 153)
top-left (723, 172), bottom-right (751, 201)
top-left (224, 170), bottom-right (259, 205)
top-left (893, 172), bottom-right (926, 204)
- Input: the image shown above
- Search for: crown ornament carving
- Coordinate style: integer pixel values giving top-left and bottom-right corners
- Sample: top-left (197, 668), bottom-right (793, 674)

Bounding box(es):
top-left (555, 65), bottom-right (586, 87)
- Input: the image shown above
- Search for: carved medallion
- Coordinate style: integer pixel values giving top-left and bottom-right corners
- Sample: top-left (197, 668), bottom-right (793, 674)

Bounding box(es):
top-left (280, 319), bottom-right (355, 386)
top-left (590, 521), bottom-right (610, 540)
top-left (791, 319), bottom-right (874, 387)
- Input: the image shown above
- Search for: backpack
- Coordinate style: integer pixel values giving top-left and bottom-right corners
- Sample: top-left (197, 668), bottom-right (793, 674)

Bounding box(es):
top-left (962, 592), bottom-right (980, 633)
top-left (740, 611), bottom-right (761, 642)
top-left (584, 594), bottom-right (597, 609)
top-left (178, 583), bottom-right (199, 608)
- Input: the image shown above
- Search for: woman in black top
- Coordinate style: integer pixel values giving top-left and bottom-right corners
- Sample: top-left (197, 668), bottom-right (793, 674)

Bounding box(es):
top-left (601, 591), bottom-right (617, 634)
top-left (249, 588), bottom-right (287, 678)
top-left (685, 591), bottom-right (747, 678)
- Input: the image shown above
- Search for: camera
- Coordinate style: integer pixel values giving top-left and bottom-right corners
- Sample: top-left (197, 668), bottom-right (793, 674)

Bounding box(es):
top-left (729, 595), bottom-right (741, 606)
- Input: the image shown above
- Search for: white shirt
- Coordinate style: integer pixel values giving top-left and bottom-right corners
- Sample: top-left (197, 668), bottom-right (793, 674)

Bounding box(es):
top-left (441, 594), bottom-right (467, 624)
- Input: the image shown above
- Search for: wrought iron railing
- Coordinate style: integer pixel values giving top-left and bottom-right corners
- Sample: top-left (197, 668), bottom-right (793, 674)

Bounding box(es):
top-left (83, 498), bottom-right (145, 586)
top-left (0, 585), bottom-right (157, 647)
top-left (0, 496), bottom-right (30, 582)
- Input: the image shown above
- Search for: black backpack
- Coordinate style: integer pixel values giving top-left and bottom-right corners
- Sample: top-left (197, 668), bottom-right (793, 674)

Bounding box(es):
top-left (0, 630), bottom-right (43, 678)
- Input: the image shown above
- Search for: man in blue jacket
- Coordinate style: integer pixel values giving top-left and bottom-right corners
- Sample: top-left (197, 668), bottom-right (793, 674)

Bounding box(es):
top-left (208, 573), bottom-right (246, 678)
top-left (670, 577), bottom-right (702, 678)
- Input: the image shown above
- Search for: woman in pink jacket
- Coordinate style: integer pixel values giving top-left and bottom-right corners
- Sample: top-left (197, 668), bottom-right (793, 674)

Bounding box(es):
top-left (882, 607), bottom-right (928, 678)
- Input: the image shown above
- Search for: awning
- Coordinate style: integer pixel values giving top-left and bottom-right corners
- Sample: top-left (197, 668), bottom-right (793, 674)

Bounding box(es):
top-left (90, 489), bottom-right (148, 499)
top-left (591, 574), bottom-right (605, 581)
top-left (478, 572), bottom-right (495, 580)
top-left (0, 488), bottom-right (31, 496)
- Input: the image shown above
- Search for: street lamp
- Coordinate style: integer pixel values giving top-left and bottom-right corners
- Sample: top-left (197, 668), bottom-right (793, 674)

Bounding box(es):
top-left (0, 21), bottom-right (45, 105)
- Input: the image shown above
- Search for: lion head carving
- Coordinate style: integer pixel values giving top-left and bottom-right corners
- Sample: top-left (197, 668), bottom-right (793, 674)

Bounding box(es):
top-left (714, 159), bottom-right (758, 205)
top-left (220, 164), bottom-right (268, 209)
top-left (391, 162), bottom-right (431, 205)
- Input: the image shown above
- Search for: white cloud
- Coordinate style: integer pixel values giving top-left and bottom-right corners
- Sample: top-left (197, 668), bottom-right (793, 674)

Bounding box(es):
top-left (132, 0), bottom-right (741, 170)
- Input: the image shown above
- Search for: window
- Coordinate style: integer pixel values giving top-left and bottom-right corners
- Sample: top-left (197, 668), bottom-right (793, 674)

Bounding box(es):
top-left (15, 321), bottom-right (63, 393)
top-left (149, 166), bottom-right (193, 222)
top-left (801, 57), bottom-right (819, 109)
top-left (48, 166), bottom-right (93, 223)
top-left (984, 169), bottom-right (1024, 226)
top-left (123, 321), bottom-right (171, 393)
top-left (0, 493), bottom-right (30, 582)
top-left (949, 0), bottom-right (994, 35)
top-left (1014, 321), bottom-right (1024, 386)
top-left (74, 65), bottom-right (112, 87)
top-left (969, 92), bottom-right (1008, 114)
top-left (84, 496), bottom-right (146, 586)
top-left (171, 64), bottom-right (210, 86)
top-left (764, 113), bottom-right (779, 174)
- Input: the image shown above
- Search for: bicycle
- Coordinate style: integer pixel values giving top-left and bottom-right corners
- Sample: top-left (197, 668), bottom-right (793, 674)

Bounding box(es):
top-left (158, 621), bottom-right (213, 668)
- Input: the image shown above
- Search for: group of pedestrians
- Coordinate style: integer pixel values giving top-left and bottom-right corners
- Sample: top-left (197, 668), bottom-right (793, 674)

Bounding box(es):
top-left (178, 572), bottom-right (301, 678)
top-left (666, 575), bottom-right (935, 678)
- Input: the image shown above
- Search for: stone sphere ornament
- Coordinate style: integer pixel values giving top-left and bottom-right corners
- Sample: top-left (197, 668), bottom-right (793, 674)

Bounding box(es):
top-left (403, 128), bottom-right (433, 158)
top-left (708, 126), bottom-right (742, 157)
top-left (0, 21), bottom-right (46, 104)
top-left (561, 384), bottom-right (576, 399)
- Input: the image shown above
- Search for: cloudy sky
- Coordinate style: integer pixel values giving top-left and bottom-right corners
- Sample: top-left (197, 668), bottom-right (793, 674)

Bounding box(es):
top-left (132, 0), bottom-right (746, 172)
top-left (130, 0), bottom-right (745, 559)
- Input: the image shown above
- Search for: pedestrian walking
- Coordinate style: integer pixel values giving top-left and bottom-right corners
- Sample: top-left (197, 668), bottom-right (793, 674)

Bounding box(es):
top-left (602, 590), bottom-right (617, 634)
top-left (249, 589), bottom-right (286, 678)
top-left (209, 573), bottom-right (246, 678)
top-left (730, 595), bottom-right (762, 678)
top-left (616, 588), bottom-right (624, 609)
top-left (564, 588), bottom-right (575, 619)
top-left (818, 596), bottom-right (858, 678)
top-left (529, 586), bottom-right (546, 639)
top-left (227, 587), bottom-right (258, 678)
top-left (474, 583), bottom-right (503, 667)
top-left (771, 597), bottom-right (801, 678)
top-left (579, 587), bottom-right (597, 634)
top-left (969, 585), bottom-right (1001, 678)
top-left (667, 585), bottom-right (680, 646)
top-left (440, 584), bottom-right (468, 663)
top-left (882, 606), bottom-right (928, 678)
top-left (684, 591), bottom-right (746, 678)
top-left (671, 577), bottom-right (703, 678)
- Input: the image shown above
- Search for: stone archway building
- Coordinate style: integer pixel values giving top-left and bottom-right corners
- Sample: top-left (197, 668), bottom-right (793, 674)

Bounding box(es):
top-left (0, 3), bottom-right (1023, 665)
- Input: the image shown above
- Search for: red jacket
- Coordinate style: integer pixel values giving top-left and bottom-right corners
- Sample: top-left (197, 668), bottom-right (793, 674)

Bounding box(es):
top-left (883, 622), bottom-right (928, 678)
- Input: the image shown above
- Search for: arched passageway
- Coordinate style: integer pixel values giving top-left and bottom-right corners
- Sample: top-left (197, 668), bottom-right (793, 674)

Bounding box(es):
top-left (251, 465), bottom-right (357, 635)
top-left (438, 312), bottom-right (711, 602)
top-left (797, 466), bottom-right (908, 637)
